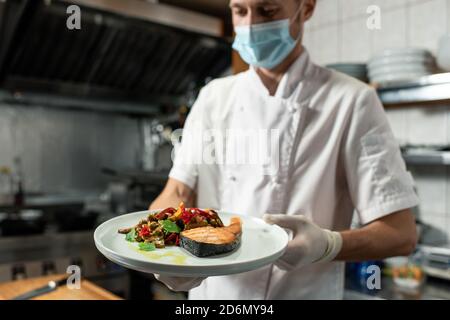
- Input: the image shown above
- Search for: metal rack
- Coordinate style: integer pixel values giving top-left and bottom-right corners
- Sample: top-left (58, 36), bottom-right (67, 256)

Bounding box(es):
top-left (378, 73), bottom-right (450, 107)
top-left (376, 73), bottom-right (450, 166)
top-left (402, 150), bottom-right (450, 166)
top-left (0, 0), bottom-right (231, 115)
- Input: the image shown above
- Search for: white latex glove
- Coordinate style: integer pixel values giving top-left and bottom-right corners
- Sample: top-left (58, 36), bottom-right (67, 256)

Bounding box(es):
top-left (263, 214), bottom-right (343, 271)
top-left (154, 274), bottom-right (206, 292)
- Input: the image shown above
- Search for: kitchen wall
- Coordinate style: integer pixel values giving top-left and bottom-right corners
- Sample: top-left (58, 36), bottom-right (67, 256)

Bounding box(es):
top-left (0, 103), bottom-right (142, 195)
top-left (304, 0), bottom-right (450, 244)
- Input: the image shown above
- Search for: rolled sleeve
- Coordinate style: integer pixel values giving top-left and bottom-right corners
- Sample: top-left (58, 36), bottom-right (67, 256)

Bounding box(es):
top-left (343, 88), bottom-right (420, 225)
top-left (168, 167), bottom-right (197, 190)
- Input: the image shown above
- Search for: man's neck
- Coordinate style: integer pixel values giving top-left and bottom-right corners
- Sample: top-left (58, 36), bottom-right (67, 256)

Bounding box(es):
top-left (255, 45), bottom-right (304, 96)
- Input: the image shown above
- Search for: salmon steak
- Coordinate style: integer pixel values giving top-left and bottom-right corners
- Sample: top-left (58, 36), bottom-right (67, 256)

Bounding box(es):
top-left (180, 217), bottom-right (242, 257)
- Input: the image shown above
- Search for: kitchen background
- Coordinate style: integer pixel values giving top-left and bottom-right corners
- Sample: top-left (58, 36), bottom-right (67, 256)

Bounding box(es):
top-left (0, 0), bottom-right (449, 300)
top-left (304, 0), bottom-right (450, 246)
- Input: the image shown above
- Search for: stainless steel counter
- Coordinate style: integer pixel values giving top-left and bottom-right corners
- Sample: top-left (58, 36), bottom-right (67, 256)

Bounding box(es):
top-left (0, 192), bottom-right (100, 211)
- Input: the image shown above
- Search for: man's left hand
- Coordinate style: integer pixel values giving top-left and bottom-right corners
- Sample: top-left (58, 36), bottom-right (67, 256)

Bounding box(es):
top-left (263, 214), bottom-right (343, 271)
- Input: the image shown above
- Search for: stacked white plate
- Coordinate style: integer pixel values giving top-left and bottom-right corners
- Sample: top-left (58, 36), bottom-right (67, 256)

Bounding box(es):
top-left (326, 63), bottom-right (368, 82)
top-left (368, 48), bottom-right (437, 85)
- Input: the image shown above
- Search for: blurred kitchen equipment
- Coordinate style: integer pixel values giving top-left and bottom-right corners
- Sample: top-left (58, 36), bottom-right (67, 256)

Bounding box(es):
top-left (401, 145), bottom-right (450, 166)
top-left (419, 245), bottom-right (450, 281)
top-left (100, 167), bottom-right (169, 215)
top-left (385, 254), bottom-right (425, 291)
top-left (0, 166), bottom-right (12, 205)
top-left (0, 274), bottom-right (122, 300)
top-left (0, 0), bottom-right (231, 113)
top-left (142, 120), bottom-right (172, 172)
top-left (437, 35), bottom-right (450, 71)
top-left (12, 157), bottom-right (24, 208)
top-left (326, 63), bottom-right (368, 82)
top-left (42, 261), bottom-right (57, 275)
top-left (415, 219), bottom-right (424, 243)
top-left (0, 210), bottom-right (46, 236)
top-left (140, 112), bottom-right (180, 172)
top-left (368, 48), bottom-right (437, 85)
top-left (11, 264), bottom-right (27, 280)
top-left (98, 177), bottom-right (132, 216)
top-left (54, 209), bottom-right (99, 233)
top-left (12, 276), bottom-right (69, 300)
top-left (0, 232), bottom-right (130, 297)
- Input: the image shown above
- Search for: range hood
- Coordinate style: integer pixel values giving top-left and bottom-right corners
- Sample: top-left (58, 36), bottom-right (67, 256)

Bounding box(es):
top-left (0, 0), bottom-right (231, 113)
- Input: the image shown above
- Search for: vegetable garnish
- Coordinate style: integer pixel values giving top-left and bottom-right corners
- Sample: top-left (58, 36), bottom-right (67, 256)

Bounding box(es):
top-left (118, 202), bottom-right (224, 250)
top-left (162, 219), bottom-right (181, 233)
top-left (125, 229), bottom-right (136, 242)
top-left (138, 242), bottom-right (156, 252)
top-left (138, 224), bottom-right (151, 238)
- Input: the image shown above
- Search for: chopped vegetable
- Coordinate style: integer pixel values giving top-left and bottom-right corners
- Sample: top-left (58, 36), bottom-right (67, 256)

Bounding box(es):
top-left (119, 202), bottom-right (224, 250)
top-left (138, 225), bottom-right (151, 238)
top-left (138, 242), bottom-right (156, 251)
top-left (162, 219), bottom-right (181, 233)
top-left (125, 229), bottom-right (136, 242)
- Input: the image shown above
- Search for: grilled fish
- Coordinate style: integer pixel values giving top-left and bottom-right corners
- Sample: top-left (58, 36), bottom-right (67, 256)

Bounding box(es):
top-left (180, 217), bottom-right (242, 257)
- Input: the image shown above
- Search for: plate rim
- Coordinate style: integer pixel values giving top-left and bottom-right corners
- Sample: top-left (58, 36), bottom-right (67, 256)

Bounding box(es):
top-left (94, 210), bottom-right (289, 276)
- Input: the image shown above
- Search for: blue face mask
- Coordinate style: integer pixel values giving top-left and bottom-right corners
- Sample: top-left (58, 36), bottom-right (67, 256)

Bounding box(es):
top-left (232, 10), bottom-right (302, 70)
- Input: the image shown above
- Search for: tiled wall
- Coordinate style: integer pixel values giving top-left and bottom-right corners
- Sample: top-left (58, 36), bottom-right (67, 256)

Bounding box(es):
top-left (304, 0), bottom-right (450, 64)
top-left (304, 0), bottom-right (450, 244)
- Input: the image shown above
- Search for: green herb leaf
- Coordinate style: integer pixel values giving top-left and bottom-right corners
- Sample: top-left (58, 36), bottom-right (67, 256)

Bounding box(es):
top-left (138, 242), bottom-right (156, 251)
top-left (125, 229), bottom-right (136, 242)
top-left (162, 219), bottom-right (181, 233)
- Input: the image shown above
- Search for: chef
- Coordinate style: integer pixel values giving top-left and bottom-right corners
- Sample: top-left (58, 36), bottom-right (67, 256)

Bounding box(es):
top-left (150, 0), bottom-right (419, 299)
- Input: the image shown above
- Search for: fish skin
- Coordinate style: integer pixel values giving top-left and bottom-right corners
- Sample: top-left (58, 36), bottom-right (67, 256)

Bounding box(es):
top-left (180, 217), bottom-right (242, 257)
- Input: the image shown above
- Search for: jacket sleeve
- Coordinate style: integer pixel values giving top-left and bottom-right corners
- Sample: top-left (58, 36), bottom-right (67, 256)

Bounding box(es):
top-left (343, 88), bottom-right (420, 225)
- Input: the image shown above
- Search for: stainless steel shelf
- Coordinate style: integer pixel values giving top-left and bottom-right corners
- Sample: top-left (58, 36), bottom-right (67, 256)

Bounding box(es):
top-left (0, 90), bottom-right (166, 116)
top-left (378, 73), bottom-right (450, 106)
top-left (402, 151), bottom-right (450, 166)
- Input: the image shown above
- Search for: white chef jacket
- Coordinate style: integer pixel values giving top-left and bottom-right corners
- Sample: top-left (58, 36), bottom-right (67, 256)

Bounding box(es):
top-left (169, 48), bottom-right (419, 300)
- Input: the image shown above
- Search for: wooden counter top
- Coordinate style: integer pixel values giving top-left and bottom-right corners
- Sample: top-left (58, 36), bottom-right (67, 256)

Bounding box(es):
top-left (0, 274), bottom-right (122, 300)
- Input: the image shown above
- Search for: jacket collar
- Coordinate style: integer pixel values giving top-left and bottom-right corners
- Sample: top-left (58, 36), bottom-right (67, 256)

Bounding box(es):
top-left (247, 47), bottom-right (312, 99)
top-left (242, 47), bottom-right (331, 110)
top-left (276, 47), bottom-right (312, 99)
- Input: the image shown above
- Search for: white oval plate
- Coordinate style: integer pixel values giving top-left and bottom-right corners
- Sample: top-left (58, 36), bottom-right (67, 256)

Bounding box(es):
top-left (370, 71), bottom-right (432, 84)
top-left (372, 48), bottom-right (431, 60)
top-left (368, 65), bottom-right (434, 78)
top-left (368, 56), bottom-right (434, 70)
top-left (94, 210), bottom-right (289, 277)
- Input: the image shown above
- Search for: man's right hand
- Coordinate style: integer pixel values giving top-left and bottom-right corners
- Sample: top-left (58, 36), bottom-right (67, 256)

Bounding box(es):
top-left (150, 179), bottom-right (203, 292)
top-left (149, 178), bottom-right (195, 211)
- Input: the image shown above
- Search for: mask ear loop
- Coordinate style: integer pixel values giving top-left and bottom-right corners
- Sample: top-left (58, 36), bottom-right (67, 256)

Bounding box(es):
top-left (290, 0), bottom-right (306, 42)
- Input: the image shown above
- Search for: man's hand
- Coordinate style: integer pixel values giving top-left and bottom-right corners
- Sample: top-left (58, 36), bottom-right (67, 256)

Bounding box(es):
top-left (263, 214), bottom-right (343, 271)
top-left (154, 274), bottom-right (206, 292)
top-left (149, 178), bottom-right (195, 210)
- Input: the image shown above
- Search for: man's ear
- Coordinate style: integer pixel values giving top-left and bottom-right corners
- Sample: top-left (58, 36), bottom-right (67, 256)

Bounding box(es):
top-left (303, 0), bottom-right (316, 21)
